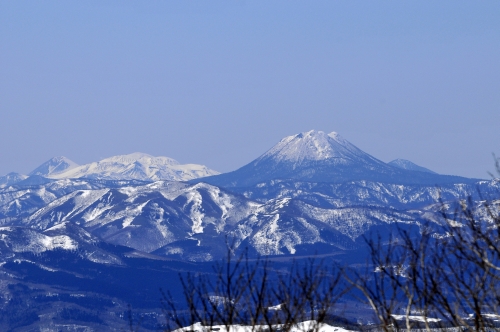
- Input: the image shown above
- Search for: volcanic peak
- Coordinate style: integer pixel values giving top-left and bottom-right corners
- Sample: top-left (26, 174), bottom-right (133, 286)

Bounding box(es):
top-left (255, 130), bottom-right (371, 166)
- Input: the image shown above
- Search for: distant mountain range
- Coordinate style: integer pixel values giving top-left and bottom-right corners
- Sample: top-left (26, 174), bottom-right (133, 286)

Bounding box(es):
top-left (2, 131), bottom-right (460, 186)
top-left (2, 152), bottom-right (220, 184)
top-left (0, 130), bottom-right (493, 259)
top-left (0, 130), bottom-right (497, 330)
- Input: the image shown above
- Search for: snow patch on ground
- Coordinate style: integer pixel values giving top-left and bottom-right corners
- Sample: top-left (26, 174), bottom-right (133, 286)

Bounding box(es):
top-left (173, 320), bottom-right (354, 332)
top-left (391, 315), bottom-right (441, 323)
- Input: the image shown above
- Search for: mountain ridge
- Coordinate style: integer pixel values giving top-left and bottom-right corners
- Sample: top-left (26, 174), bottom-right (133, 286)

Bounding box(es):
top-left (0, 130), bottom-right (489, 260)
top-left (26, 152), bottom-right (220, 182)
top-left (388, 158), bottom-right (437, 174)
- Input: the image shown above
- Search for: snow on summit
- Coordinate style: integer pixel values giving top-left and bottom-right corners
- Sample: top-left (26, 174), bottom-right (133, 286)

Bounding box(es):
top-left (197, 129), bottom-right (439, 188)
top-left (0, 172), bottom-right (28, 188)
top-left (34, 152), bottom-right (220, 182)
top-left (29, 156), bottom-right (79, 177)
top-left (256, 130), bottom-right (378, 165)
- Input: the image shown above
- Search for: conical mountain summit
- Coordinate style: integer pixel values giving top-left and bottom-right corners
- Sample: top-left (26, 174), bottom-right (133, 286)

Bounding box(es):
top-left (29, 156), bottom-right (79, 177)
top-left (197, 130), bottom-right (472, 188)
top-left (253, 130), bottom-right (387, 167)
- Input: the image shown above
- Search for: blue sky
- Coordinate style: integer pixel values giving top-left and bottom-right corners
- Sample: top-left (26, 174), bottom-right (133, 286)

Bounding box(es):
top-left (1, 1), bottom-right (499, 178)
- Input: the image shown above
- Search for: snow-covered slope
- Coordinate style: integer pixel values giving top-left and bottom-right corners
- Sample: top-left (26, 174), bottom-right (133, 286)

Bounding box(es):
top-left (257, 130), bottom-right (384, 165)
top-left (0, 177), bottom-right (148, 222)
top-left (38, 152), bottom-right (219, 182)
top-left (21, 181), bottom-right (259, 258)
top-left (197, 130), bottom-right (473, 188)
top-left (18, 177), bottom-right (495, 260)
top-left (29, 156), bottom-right (79, 177)
top-left (19, 179), bottom-right (429, 258)
top-left (0, 223), bottom-right (123, 265)
top-left (388, 159), bottom-right (437, 174)
top-left (0, 226), bottom-right (77, 254)
top-left (237, 179), bottom-right (489, 209)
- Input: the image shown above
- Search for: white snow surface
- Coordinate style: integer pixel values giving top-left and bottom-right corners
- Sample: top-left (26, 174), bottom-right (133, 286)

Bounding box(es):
top-left (29, 156), bottom-right (79, 177)
top-left (0, 224), bottom-right (124, 265)
top-left (42, 152), bottom-right (219, 181)
top-left (0, 172), bottom-right (28, 188)
top-left (0, 227), bottom-right (77, 253)
top-left (22, 180), bottom-right (260, 254)
top-left (17, 177), bottom-right (438, 257)
top-left (256, 130), bottom-right (380, 166)
top-left (173, 321), bottom-right (354, 332)
top-left (391, 315), bottom-right (441, 323)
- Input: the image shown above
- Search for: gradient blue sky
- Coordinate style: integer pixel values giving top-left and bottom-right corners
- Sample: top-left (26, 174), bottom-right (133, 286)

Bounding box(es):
top-left (1, 1), bottom-right (499, 178)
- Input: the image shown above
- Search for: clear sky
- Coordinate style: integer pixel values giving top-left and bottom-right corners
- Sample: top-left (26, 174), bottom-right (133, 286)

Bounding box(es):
top-left (1, 1), bottom-right (499, 179)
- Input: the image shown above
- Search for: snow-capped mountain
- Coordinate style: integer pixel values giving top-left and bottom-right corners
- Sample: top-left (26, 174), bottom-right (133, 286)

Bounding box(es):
top-left (0, 226), bottom-right (77, 254)
top-left (28, 152), bottom-right (220, 182)
top-left (0, 172), bottom-right (27, 188)
top-left (29, 156), bottom-right (79, 177)
top-left (258, 130), bottom-right (384, 165)
top-left (197, 130), bottom-right (474, 188)
top-left (0, 130), bottom-right (493, 261)
top-left (388, 158), bottom-right (437, 174)
top-left (0, 130), bottom-right (497, 330)
top-left (0, 130), bottom-right (491, 261)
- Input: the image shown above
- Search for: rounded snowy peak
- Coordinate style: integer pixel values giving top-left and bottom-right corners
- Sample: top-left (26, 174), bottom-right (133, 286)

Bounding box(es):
top-left (256, 130), bottom-right (372, 165)
top-left (43, 152), bottom-right (220, 182)
top-left (0, 172), bottom-right (28, 188)
top-left (99, 152), bottom-right (180, 166)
